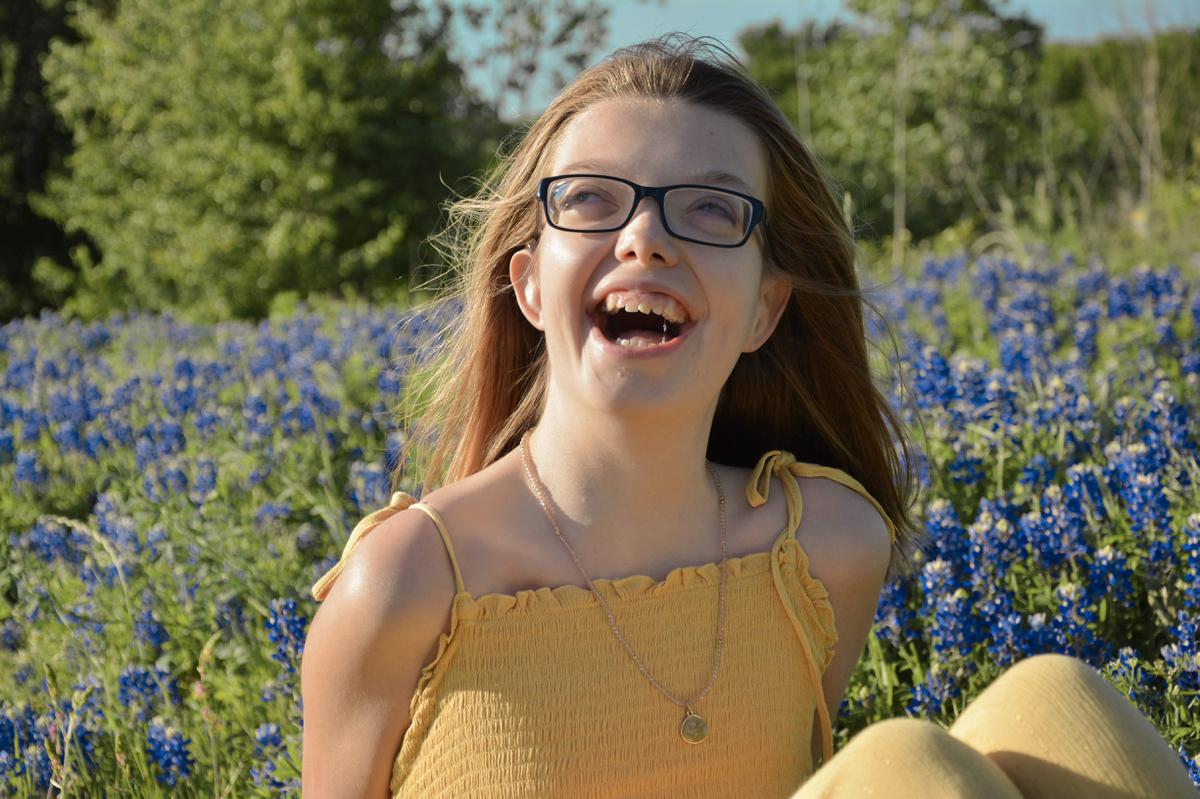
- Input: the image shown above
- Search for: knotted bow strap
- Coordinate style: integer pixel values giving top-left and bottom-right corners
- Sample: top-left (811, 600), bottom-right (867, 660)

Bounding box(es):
top-left (746, 449), bottom-right (897, 544)
top-left (311, 490), bottom-right (418, 601)
top-left (747, 450), bottom-right (804, 537)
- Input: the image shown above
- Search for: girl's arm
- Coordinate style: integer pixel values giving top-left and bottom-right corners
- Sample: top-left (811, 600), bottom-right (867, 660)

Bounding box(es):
top-left (301, 511), bottom-right (459, 798)
top-left (803, 481), bottom-right (893, 763)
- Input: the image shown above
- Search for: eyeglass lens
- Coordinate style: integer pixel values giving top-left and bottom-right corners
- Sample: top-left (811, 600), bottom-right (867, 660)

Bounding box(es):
top-left (546, 176), bottom-right (752, 245)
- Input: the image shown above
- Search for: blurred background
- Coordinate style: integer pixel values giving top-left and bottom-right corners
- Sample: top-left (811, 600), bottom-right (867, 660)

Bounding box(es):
top-left (2, 0), bottom-right (1198, 324)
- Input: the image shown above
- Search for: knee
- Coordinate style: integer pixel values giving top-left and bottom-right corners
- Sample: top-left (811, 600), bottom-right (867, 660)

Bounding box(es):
top-left (842, 717), bottom-right (955, 759)
top-left (1001, 653), bottom-right (1105, 694)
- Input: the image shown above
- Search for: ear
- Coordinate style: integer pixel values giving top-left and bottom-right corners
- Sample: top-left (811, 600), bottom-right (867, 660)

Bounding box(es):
top-left (744, 267), bottom-right (791, 353)
top-left (508, 242), bottom-right (544, 331)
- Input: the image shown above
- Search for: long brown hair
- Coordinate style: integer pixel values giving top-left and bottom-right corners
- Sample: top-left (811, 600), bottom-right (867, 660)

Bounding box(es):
top-left (393, 34), bottom-right (924, 574)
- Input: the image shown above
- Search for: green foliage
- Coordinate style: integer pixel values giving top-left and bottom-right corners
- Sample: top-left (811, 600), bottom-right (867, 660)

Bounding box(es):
top-left (741, 2), bottom-right (1200, 265)
top-left (743, 0), bottom-right (1041, 245)
top-left (34, 0), bottom-right (507, 323)
top-left (0, 0), bottom-right (80, 321)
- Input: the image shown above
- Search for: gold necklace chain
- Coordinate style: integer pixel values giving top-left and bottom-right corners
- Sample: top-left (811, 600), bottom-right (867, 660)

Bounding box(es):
top-left (518, 428), bottom-right (728, 744)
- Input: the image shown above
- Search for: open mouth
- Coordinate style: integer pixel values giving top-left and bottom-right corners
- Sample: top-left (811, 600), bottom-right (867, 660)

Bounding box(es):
top-left (589, 302), bottom-right (694, 349)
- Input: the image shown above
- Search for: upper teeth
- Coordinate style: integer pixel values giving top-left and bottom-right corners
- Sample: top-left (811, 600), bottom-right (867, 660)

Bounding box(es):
top-left (601, 292), bottom-right (689, 324)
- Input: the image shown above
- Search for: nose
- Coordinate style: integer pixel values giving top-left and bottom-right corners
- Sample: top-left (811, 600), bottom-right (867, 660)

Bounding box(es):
top-left (615, 196), bottom-right (680, 267)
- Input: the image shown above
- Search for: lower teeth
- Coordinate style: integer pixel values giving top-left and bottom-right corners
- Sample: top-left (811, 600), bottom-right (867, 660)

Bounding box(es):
top-left (608, 321), bottom-right (675, 348)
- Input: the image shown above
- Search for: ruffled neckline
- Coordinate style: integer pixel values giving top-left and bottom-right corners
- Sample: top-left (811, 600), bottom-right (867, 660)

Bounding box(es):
top-left (453, 535), bottom-right (821, 619)
top-left (405, 533), bottom-right (839, 724)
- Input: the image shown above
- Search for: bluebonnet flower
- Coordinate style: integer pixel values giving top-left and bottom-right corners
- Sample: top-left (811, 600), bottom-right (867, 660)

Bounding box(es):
top-left (19, 408), bottom-right (46, 444)
top-left (1053, 582), bottom-right (1108, 666)
top-left (119, 665), bottom-right (179, 723)
top-left (18, 518), bottom-right (89, 565)
top-left (52, 420), bottom-right (83, 454)
top-left (947, 440), bottom-right (985, 487)
top-left (378, 367), bottom-right (402, 401)
top-left (1179, 744), bottom-right (1200, 790)
top-left (872, 578), bottom-right (915, 648)
top-left (1087, 545), bottom-right (1134, 607)
top-left (905, 661), bottom-right (975, 717)
top-left (81, 425), bottom-right (109, 460)
top-left (912, 345), bottom-right (959, 411)
top-left (1072, 317), bottom-right (1098, 365)
top-left (159, 462), bottom-right (188, 496)
top-left (1182, 513), bottom-right (1200, 612)
top-left (255, 500), bottom-right (291, 527)
top-left (189, 457), bottom-right (218, 504)
top-left (146, 717), bottom-right (193, 787)
top-left (982, 589), bottom-right (1024, 668)
top-left (1104, 647), bottom-right (1152, 707)
top-left (924, 499), bottom-right (969, 568)
top-left (0, 701), bottom-right (52, 790)
top-left (299, 378), bottom-right (340, 418)
top-left (134, 606), bottom-right (170, 653)
top-left (250, 722), bottom-right (299, 790)
top-left (928, 587), bottom-right (986, 658)
top-left (1161, 613), bottom-right (1200, 692)
top-left (1107, 276), bottom-right (1138, 319)
top-left (1011, 612), bottom-right (1060, 660)
top-left (1021, 487), bottom-right (1087, 573)
top-left (161, 359), bottom-right (199, 418)
top-left (242, 392), bottom-right (273, 439)
top-left (967, 501), bottom-right (1023, 588)
top-left (14, 450), bottom-right (47, 488)
top-left (265, 598), bottom-right (309, 676)
top-left (1018, 453), bottom-right (1053, 490)
top-left (1063, 462), bottom-right (1107, 522)
top-left (348, 460), bottom-right (391, 514)
top-left (280, 401), bottom-right (317, 436)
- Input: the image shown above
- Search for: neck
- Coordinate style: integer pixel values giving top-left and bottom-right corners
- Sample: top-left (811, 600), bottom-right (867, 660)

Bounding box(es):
top-left (519, 392), bottom-right (723, 551)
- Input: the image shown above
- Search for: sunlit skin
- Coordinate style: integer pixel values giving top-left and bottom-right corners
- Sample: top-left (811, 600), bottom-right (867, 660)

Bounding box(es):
top-left (507, 96), bottom-right (790, 551)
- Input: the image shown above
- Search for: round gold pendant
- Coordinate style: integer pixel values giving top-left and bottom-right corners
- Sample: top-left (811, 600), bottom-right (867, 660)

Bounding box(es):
top-left (680, 709), bottom-right (708, 744)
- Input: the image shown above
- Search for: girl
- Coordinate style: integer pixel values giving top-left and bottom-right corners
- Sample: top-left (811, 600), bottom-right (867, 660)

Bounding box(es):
top-left (300, 35), bottom-right (1196, 798)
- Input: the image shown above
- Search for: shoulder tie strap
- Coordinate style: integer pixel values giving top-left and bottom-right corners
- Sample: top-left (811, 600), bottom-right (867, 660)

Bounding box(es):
top-left (747, 450), bottom-right (897, 544)
top-left (746, 449), bottom-right (897, 768)
top-left (311, 492), bottom-right (467, 601)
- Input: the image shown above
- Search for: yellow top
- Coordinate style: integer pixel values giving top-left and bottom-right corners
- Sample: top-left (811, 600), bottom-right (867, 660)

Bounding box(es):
top-left (311, 450), bottom-right (896, 798)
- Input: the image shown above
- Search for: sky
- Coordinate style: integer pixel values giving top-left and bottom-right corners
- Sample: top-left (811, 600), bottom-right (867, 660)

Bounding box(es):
top-left (457, 0), bottom-right (1200, 121)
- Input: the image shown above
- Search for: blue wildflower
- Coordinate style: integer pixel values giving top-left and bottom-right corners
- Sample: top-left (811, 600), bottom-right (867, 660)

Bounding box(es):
top-left (146, 717), bottom-right (193, 787)
top-left (119, 665), bottom-right (179, 723)
top-left (265, 598), bottom-right (309, 676)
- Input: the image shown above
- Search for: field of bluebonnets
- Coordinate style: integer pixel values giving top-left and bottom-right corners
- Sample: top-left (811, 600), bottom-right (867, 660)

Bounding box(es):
top-left (1, 248), bottom-right (1199, 795)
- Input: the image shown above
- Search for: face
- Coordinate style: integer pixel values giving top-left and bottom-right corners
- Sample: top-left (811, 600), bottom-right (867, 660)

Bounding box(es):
top-left (509, 96), bottom-right (790, 420)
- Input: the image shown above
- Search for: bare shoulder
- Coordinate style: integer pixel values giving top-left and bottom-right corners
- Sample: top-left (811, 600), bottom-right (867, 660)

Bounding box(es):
top-left (300, 503), bottom-right (460, 797)
top-left (794, 473), bottom-right (891, 584)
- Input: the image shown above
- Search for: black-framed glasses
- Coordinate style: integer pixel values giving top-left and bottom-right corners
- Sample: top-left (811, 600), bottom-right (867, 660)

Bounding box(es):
top-left (537, 174), bottom-right (766, 248)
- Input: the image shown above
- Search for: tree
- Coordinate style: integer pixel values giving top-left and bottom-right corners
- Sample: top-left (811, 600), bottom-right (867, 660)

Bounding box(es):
top-left (0, 0), bottom-right (83, 322)
top-left (741, 0), bottom-right (1042, 249)
top-left (458, 0), bottom-right (611, 122)
top-left (35, 0), bottom-right (508, 322)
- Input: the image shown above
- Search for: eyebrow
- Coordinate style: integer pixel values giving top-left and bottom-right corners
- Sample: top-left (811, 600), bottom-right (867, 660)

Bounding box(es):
top-left (555, 160), bottom-right (759, 196)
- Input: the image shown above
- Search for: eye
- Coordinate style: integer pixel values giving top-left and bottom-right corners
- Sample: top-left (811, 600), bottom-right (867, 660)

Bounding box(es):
top-left (691, 196), bottom-right (737, 221)
top-left (562, 190), bottom-right (602, 208)
top-left (553, 182), bottom-right (616, 210)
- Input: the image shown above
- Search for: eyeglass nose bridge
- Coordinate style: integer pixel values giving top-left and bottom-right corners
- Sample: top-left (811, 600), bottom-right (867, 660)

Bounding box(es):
top-left (621, 184), bottom-right (675, 235)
